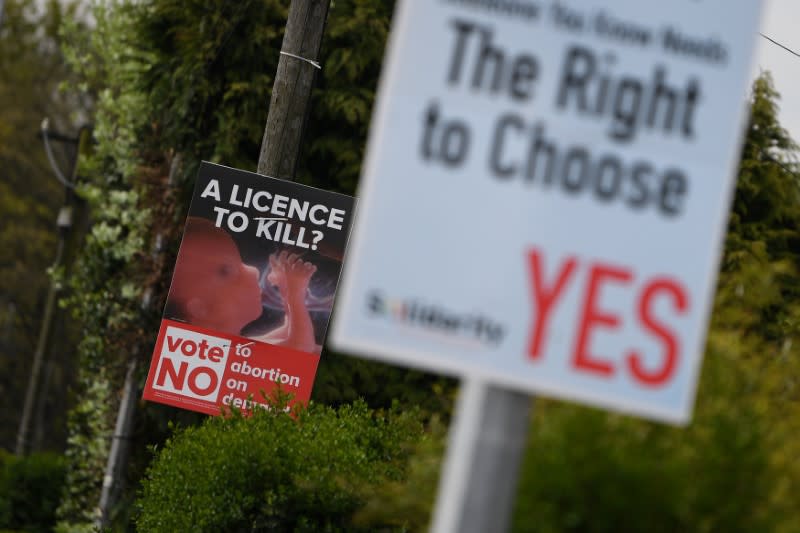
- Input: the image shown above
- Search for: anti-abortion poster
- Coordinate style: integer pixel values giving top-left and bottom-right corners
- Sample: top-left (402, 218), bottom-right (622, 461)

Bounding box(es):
top-left (143, 162), bottom-right (354, 416)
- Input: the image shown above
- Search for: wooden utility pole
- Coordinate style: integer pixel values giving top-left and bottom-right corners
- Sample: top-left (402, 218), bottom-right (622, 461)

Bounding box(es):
top-left (15, 236), bottom-right (64, 456)
top-left (16, 125), bottom-right (89, 456)
top-left (257, 0), bottom-right (329, 179)
top-left (259, 5), bottom-right (531, 532)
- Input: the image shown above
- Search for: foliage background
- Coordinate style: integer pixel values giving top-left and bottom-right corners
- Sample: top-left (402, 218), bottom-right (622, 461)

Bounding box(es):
top-left (1, 0), bottom-right (799, 531)
top-left (137, 400), bottom-right (426, 532)
top-left (0, 450), bottom-right (66, 533)
top-left (0, 0), bottom-right (86, 455)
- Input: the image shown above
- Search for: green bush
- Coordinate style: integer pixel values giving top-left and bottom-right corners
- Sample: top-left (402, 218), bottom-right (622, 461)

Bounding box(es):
top-left (0, 450), bottom-right (67, 533)
top-left (511, 401), bottom-right (773, 533)
top-left (136, 399), bottom-right (425, 532)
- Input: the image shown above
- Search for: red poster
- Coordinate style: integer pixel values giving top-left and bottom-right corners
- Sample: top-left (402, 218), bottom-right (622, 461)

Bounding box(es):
top-left (143, 162), bottom-right (355, 415)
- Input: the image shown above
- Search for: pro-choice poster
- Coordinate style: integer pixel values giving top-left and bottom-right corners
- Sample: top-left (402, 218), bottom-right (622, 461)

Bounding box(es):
top-left (331, 0), bottom-right (763, 424)
top-left (144, 162), bottom-right (354, 416)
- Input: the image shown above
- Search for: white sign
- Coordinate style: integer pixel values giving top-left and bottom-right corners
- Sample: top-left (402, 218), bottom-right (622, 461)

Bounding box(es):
top-left (331, 0), bottom-right (764, 424)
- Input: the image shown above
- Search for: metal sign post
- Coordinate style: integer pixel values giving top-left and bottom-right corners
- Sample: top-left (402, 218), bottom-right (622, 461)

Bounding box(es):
top-left (432, 378), bottom-right (532, 533)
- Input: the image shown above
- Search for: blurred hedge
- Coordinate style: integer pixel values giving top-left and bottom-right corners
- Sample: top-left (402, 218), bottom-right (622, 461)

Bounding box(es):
top-left (0, 450), bottom-right (66, 533)
top-left (136, 399), bottom-right (426, 532)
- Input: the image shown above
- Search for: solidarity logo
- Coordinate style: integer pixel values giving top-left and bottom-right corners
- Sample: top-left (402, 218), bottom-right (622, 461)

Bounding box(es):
top-left (152, 326), bottom-right (231, 401)
top-left (366, 291), bottom-right (505, 346)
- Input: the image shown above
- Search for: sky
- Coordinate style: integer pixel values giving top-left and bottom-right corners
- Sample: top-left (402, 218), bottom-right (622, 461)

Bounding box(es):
top-left (756, 0), bottom-right (800, 142)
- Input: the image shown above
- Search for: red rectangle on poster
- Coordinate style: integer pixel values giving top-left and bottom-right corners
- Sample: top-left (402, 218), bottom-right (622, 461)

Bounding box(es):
top-left (143, 319), bottom-right (320, 416)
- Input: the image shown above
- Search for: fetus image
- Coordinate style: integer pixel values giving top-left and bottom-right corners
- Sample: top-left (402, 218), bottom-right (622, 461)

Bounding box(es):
top-left (164, 216), bottom-right (322, 354)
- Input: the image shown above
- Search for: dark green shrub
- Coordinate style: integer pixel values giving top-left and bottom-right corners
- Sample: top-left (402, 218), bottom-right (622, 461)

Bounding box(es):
top-left (136, 399), bottom-right (425, 532)
top-left (0, 450), bottom-right (67, 533)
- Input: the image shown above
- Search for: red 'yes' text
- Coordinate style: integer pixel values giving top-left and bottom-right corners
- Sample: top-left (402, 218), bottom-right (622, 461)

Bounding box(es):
top-left (526, 248), bottom-right (689, 387)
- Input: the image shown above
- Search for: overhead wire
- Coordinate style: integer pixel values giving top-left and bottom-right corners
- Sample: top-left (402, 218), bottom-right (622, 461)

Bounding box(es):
top-left (759, 32), bottom-right (800, 59)
top-left (759, 149), bottom-right (800, 179)
top-left (756, 32), bottom-right (800, 179)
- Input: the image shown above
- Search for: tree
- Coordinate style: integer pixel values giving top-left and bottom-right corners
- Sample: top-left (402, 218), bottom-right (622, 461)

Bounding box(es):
top-left (0, 0), bottom-right (85, 453)
top-left (510, 73), bottom-right (800, 533)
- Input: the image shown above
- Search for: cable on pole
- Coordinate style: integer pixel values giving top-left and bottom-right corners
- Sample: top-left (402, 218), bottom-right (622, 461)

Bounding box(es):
top-left (41, 118), bottom-right (76, 190)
